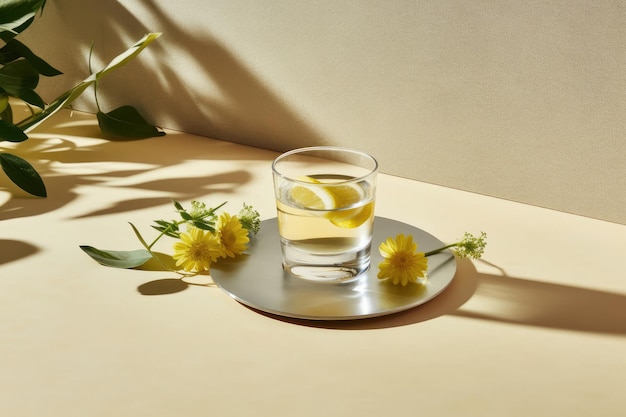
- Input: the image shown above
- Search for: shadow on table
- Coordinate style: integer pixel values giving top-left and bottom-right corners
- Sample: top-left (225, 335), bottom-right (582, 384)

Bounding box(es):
top-left (0, 239), bottom-right (40, 266)
top-left (134, 254), bottom-right (217, 295)
top-left (257, 259), bottom-right (626, 336)
top-left (0, 131), bottom-right (264, 222)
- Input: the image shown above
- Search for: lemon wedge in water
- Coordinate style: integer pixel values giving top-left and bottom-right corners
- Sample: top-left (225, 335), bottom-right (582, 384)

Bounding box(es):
top-left (289, 176), bottom-right (373, 228)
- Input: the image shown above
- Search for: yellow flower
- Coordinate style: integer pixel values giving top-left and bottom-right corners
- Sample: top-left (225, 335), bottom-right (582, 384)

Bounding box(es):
top-left (377, 234), bottom-right (428, 286)
top-left (216, 212), bottom-right (249, 258)
top-left (172, 227), bottom-right (222, 273)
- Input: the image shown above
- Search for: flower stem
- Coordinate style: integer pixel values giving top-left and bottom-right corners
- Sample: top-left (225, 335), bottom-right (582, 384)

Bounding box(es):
top-left (424, 242), bottom-right (458, 257)
top-left (148, 220), bottom-right (184, 249)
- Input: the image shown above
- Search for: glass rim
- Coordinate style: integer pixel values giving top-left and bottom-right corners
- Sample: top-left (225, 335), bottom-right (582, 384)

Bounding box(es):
top-left (272, 146), bottom-right (378, 184)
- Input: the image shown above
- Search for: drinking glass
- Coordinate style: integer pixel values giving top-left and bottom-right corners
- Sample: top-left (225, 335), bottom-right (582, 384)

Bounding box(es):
top-left (272, 146), bottom-right (378, 283)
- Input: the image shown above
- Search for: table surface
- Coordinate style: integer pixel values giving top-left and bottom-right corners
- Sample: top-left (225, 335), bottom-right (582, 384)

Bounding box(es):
top-left (2, 109), bottom-right (625, 417)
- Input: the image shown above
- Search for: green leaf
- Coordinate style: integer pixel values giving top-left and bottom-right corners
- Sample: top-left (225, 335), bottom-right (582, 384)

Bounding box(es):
top-left (18, 88), bottom-right (44, 108)
top-left (129, 222), bottom-right (152, 250)
top-left (0, 0), bottom-right (45, 25)
top-left (151, 220), bottom-right (179, 238)
top-left (193, 220), bottom-right (215, 231)
top-left (0, 119), bottom-right (28, 142)
top-left (0, 93), bottom-right (9, 114)
top-left (0, 59), bottom-right (39, 96)
top-left (0, 0), bottom-right (45, 39)
top-left (0, 152), bottom-right (46, 196)
top-left (79, 246), bottom-right (154, 269)
top-left (151, 226), bottom-right (179, 239)
top-left (128, 222), bottom-right (181, 273)
top-left (173, 201), bottom-right (184, 211)
top-left (16, 32), bottom-right (162, 133)
top-left (96, 105), bottom-right (165, 139)
top-left (0, 39), bottom-right (62, 76)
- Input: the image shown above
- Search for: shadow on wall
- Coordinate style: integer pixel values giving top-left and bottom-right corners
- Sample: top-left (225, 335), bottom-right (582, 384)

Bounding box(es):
top-left (27, 0), bottom-right (328, 152)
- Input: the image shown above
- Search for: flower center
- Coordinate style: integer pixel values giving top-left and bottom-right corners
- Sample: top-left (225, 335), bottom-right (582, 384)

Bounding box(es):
top-left (393, 253), bottom-right (411, 268)
top-left (221, 230), bottom-right (236, 247)
top-left (189, 242), bottom-right (211, 260)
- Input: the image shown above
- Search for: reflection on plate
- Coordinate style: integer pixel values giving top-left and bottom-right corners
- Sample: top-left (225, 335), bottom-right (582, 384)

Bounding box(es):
top-left (211, 217), bottom-right (456, 320)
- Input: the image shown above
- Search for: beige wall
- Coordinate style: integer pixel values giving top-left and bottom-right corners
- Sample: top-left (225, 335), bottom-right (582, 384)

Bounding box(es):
top-left (21, 0), bottom-right (626, 224)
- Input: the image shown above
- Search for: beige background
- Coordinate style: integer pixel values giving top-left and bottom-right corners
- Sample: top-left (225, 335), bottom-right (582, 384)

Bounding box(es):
top-left (2, 107), bottom-right (625, 416)
top-left (20, 0), bottom-right (626, 224)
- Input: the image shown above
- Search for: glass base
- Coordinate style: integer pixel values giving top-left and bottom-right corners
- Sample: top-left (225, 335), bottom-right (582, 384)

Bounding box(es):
top-left (281, 243), bottom-right (371, 284)
top-left (284, 264), bottom-right (369, 284)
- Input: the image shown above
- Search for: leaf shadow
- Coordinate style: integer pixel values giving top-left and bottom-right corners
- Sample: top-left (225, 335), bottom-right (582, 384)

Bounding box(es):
top-left (0, 128), bottom-right (263, 221)
top-left (96, 0), bottom-right (329, 151)
top-left (25, 0), bottom-right (329, 152)
top-left (0, 239), bottom-right (40, 266)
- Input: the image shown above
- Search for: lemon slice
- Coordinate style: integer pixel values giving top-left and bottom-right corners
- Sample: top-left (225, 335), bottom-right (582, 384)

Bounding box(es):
top-left (288, 176), bottom-right (372, 229)
top-left (325, 183), bottom-right (372, 228)
top-left (328, 183), bottom-right (365, 207)
top-left (328, 201), bottom-right (373, 228)
top-left (289, 176), bottom-right (335, 210)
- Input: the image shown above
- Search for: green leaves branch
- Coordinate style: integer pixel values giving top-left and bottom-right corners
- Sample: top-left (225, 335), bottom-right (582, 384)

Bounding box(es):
top-left (0, 0), bottom-right (165, 197)
top-left (79, 200), bottom-right (228, 275)
top-left (80, 200), bottom-right (261, 274)
top-left (149, 200), bottom-right (227, 245)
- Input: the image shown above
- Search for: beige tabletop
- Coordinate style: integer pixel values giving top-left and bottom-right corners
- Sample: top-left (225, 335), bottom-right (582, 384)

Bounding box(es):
top-left (2, 109), bottom-right (625, 417)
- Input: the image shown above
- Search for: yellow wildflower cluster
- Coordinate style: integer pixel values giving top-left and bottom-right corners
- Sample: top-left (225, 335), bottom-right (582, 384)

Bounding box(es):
top-left (173, 212), bottom-right (252, 274)
top-left (80, 200), bottom-right (260, 276)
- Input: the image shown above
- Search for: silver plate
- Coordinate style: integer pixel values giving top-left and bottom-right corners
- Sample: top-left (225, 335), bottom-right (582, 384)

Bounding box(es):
top-left (211, 217), bottom-right (456, 320)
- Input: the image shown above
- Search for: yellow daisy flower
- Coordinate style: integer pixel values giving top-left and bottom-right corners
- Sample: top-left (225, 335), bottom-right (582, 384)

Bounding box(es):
top-left (377, 234), bottom-right (428, 286)
top-left (216, 212), bottom-right (250, 258)
top-left (172, 227), bottom-right (222, 273)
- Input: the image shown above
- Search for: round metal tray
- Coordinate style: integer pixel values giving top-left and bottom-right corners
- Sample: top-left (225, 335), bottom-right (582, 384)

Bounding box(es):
top-left (211, 217), bottom-right (456, 320)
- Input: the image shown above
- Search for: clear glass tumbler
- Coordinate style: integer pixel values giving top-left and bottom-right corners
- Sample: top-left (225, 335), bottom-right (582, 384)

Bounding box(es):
top-left (272, 146), bottom-right (378, 283)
